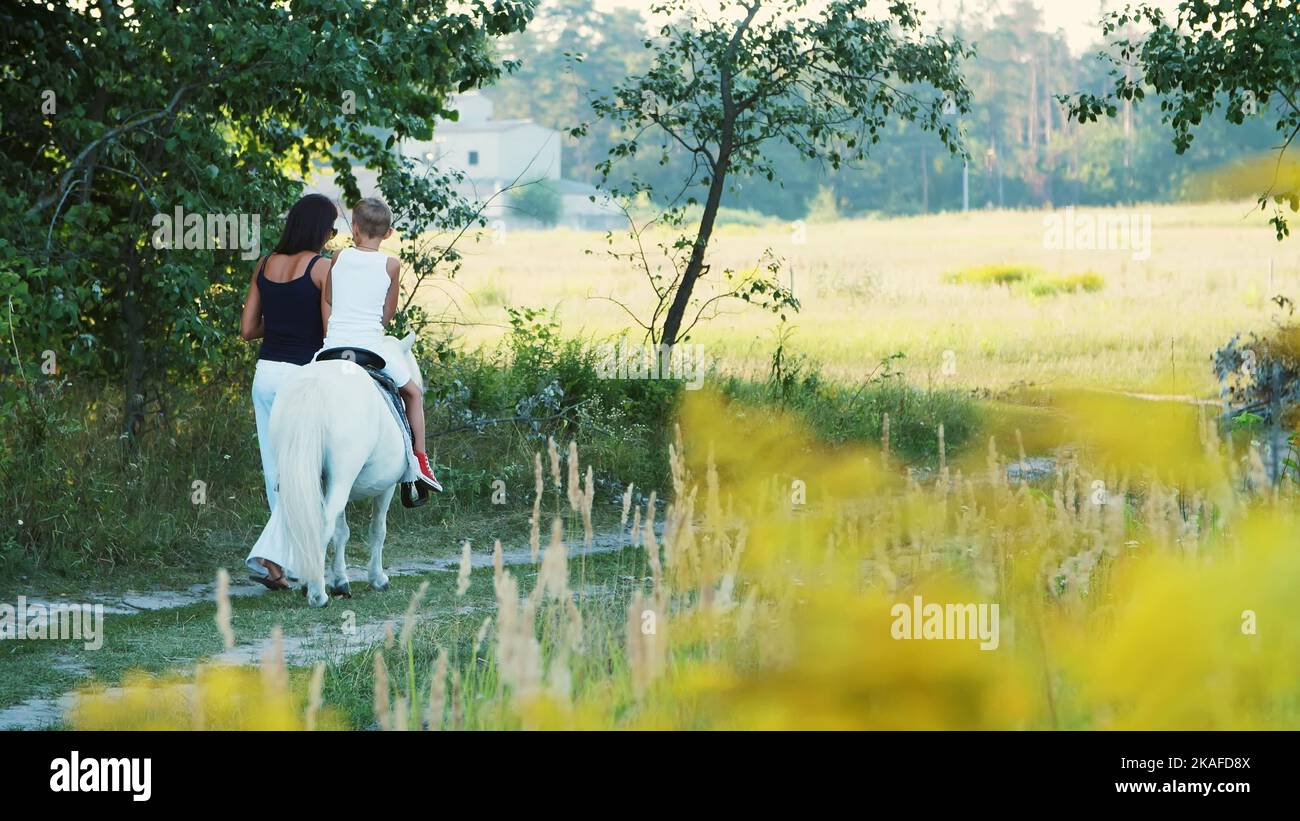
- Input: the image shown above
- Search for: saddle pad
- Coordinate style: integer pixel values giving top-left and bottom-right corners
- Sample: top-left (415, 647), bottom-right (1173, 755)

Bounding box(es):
top-left (350, 364), bottom-right (418, 485)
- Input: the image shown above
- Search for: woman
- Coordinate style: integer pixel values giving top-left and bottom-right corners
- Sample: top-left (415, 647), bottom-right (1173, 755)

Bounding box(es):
top-left (239, 193), bottom-right (337, 589)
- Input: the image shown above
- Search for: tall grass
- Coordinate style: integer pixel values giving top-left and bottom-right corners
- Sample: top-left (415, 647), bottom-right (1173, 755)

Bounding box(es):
top-left (0, 365), bottom-right (266, 577)
top-left (66, 388), bottom-right (1300, 730)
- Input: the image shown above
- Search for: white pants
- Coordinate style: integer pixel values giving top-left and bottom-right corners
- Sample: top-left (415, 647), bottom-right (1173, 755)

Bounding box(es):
top-left (251, 359), bottom-right (303, 512)
top-left (248, 359), bottom-right (304, 580)
top-left (247, 359), bottom-right (307, 582)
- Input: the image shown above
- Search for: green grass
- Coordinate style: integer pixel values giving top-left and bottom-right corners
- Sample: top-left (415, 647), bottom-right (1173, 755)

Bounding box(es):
top-left (0, 533), bottom-right (644, 728)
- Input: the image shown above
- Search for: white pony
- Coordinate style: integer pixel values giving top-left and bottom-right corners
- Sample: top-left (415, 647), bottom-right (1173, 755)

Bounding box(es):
top-left (268, 333), bottom-right (422, 607)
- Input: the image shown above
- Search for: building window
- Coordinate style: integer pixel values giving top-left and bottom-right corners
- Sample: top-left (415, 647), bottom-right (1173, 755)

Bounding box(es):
top-left (468, 150), bottom-right (479, 166)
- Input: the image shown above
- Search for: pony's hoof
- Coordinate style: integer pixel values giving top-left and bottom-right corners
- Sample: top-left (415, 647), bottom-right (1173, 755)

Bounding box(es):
top-left (328, 582), bottom-right (352, 599)
top-left (307, 592), bottom-right (330, 608)
top-left (372, 579), bottom-right (390, 593)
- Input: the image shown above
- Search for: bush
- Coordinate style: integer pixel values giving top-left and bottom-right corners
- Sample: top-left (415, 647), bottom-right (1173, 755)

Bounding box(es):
top-left (0, 308), bottom-right (977, 580)
top-left (506, 179), bottom-right (562, 227)
top-left (805, 185), bottom-right (842, 222)
top-left (944, 264), bottom-right (1042, 287)
top-left (0, 312), bottom-right (680, 581)
top-left (1213, 320), bottom-right (1300, 484)
top-left (946, 264), bottom-right (1104, 297)
top-left (0, 354), bottom-right (271, 578)
top-left (1026, 271), bottom-right (1105, 297)
top-left (715, 346), bottom-right (979, 462)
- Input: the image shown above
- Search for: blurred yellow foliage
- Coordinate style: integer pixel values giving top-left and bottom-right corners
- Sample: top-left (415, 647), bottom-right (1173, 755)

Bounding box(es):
top-left (70, 663), bottom-right (340, 731)
top-left (66, 386), bottom-right (1300, 731)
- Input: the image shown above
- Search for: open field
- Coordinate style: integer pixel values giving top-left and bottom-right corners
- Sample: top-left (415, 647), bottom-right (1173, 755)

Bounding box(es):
top-left (8, 202), bottom-right (1300, 732)
top-left (440, 201), bottom-right (1292, 395)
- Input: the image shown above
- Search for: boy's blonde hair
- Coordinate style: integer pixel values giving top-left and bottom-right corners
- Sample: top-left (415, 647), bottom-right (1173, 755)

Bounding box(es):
top-left (352, 197), bottom-right (392, 240)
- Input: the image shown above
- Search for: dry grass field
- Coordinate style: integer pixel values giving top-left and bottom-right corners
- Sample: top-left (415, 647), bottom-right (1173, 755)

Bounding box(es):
top-left (437, 200), bottom-right (1292, 396)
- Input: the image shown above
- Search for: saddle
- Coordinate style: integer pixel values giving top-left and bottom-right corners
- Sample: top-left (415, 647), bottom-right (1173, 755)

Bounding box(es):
top-left (317, 347), bottom-right (429, 509)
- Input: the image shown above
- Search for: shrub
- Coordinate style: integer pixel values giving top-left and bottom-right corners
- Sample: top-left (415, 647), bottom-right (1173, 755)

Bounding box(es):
top-left (507, 179), bottom-right (563, 227)
top-left (1213, 320), bottom-right (1300, 484)
top-left (1, 309), bottom-right (977, 580)
top-left (0, 314), bottom-right (679, 581)
top-left (1026, 271), bottom-right (1105, 297)
top-left (716, 346), bottom-right (979, 462)
top-left (805, 185), bottom-right (842, 223)
top-left (944, 264), bottom-right (1041, 287)
top-left (0, 357), bottom-right (271, 578)
top-left (946, 265), bottom-right (1104, 297)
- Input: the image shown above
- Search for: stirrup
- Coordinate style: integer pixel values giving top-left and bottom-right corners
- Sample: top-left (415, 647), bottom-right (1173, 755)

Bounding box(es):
top-left (400, 480), bottom-right (429, 509)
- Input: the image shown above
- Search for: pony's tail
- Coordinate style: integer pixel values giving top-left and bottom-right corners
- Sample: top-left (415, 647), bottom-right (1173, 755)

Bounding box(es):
top-left (270, 369), bottom-right (327, 583)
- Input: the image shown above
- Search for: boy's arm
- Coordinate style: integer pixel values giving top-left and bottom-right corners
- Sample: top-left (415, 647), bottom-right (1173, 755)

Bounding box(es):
top-left (382, 256), bottom-right (400, 326)
top-left (321, 267), bottom-right (332, 333)
top-left (239, 260), bottom-right (264, 341)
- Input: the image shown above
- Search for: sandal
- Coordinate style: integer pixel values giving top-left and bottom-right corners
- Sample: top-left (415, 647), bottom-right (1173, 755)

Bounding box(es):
top-left (249, 562), bottom-right (291, 591)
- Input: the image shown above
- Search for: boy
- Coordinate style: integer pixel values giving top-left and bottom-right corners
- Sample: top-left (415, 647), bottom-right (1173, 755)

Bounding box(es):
top-left (320, 197), bottom-right (441, 491)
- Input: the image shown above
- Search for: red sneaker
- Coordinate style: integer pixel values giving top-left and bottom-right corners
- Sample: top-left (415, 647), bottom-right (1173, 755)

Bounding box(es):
top-left (414, 451), bottom-right (443, 492)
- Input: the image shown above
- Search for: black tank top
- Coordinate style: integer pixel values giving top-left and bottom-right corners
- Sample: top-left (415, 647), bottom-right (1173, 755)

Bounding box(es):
top-left (256, 254), bottom-right (325, 365)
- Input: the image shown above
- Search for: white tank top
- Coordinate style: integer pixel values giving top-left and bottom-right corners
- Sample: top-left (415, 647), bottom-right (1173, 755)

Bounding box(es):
top-left (323, 247), bottom-right (392, 347)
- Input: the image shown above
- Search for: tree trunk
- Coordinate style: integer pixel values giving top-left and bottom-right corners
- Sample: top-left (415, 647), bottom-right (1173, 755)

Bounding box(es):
top-left (1028, 57), bottom-right (1038, 158)
top-left (120, 136), bottom-right (164, 444)
top-left (658, 2), bottom-right (754, 348)
top-left (121, 245), bottom-right (147, 443)
top-left (920, 143), bottom-right (929, 213)
top-left (661, 144), bottom-right (731, 347)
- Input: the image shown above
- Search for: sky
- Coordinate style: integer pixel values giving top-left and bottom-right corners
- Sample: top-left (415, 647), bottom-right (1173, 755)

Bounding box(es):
top-left (589, 0), bottom-right (1185, 54)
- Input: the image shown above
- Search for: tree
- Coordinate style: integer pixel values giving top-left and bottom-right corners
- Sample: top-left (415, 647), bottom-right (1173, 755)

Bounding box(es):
top-left (487, 0), bottom-right (652, 187)
top-left (489, 0), bottom-right (1279, 222)
top-left (508, 179), bottom-right (563, 226)
top-left (1064, 0), bottom-right (1300, 238)
top-left (585, 0), bottom-right (972, 346)
top-left (0, 0), bottom-right (534, 439)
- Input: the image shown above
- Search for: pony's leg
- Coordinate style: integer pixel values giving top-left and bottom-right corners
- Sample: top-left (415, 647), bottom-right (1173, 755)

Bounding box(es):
top-left (367, 485), bottom-right (397, 591)
top-left (327, 513), bottom-right (351, 598)
top-left (307, 483), bottom-right (352, 608)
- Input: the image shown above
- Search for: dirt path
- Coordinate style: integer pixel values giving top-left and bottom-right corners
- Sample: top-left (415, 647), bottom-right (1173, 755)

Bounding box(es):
top-left (0, 530), bottom-right (636, 730)
top-left (16, 530), bottom-right (632, 617)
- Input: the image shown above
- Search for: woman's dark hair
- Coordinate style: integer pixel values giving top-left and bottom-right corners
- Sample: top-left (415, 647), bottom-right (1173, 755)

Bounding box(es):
top-left (271, 194), bottom-right (338, 255)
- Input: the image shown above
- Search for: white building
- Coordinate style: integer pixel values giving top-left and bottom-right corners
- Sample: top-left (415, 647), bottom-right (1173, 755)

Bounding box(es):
top-left (308, 92), bottom-right (622, 231)
top-left (405, 92), bottom-right (560, 186)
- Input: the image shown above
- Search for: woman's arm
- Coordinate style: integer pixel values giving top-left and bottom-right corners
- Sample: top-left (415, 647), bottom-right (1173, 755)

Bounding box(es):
top-left (239, 260), bottom-right (264, 341)
top-left (382, 257), bottom-right (400, 326)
